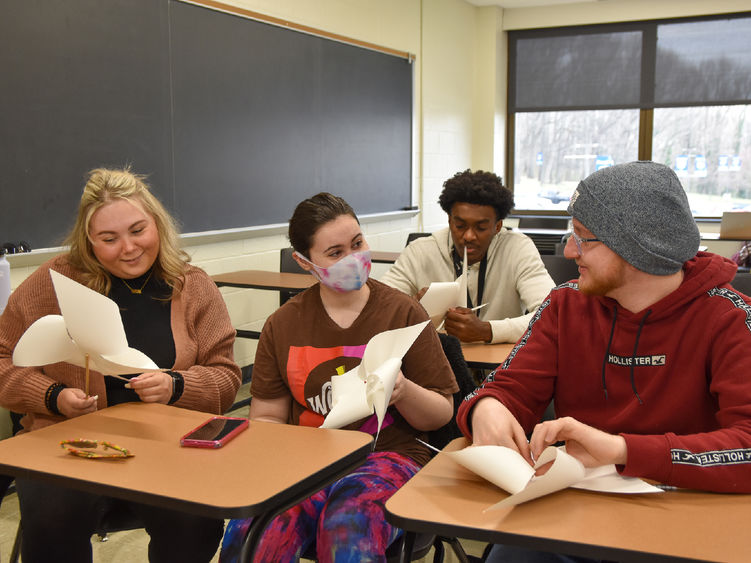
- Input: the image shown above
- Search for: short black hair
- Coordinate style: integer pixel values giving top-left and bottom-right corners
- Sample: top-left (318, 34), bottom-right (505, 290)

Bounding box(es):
top-left (438, 169), bottom-right (514, 221)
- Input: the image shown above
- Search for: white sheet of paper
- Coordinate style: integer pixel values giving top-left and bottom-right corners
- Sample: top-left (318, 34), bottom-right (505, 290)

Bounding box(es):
top-left (320, 368), bottom-right (373, 429)
top-left (458, 247), bottom-right (468, 307)
top-left (448, 444), bottom-right (663, 510)
top-left (367, 356), bottom-right (403, 437)
top-left (420, 248), bottom-right (467, 328)
top-left (448, 445), bottom-right (534, 494)
top-left (12, 315), bottom-right (88, 367)
top-left (13, 270), bottom-right (160, 376)
top-left (320, 321), bottom-right (429, 435)
top-left (572, 464), bottom-right (664, 494)
top-left (420, 282), bottom-right (462, 328)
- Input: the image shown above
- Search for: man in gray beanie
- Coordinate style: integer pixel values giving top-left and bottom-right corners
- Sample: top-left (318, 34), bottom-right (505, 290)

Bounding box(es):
top-left (456, 161), bottom-right (751, 562)
top-left (569, 160), bottom-right (701, 276)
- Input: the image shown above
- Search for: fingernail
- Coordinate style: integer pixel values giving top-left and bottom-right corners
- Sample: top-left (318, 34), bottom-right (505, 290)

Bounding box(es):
top-left (124, 383), bottom-right (131, 389)
top-left (92, 395), bottom-right (98, 400)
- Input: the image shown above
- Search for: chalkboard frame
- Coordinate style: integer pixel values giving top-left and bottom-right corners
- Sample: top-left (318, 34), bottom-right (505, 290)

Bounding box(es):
top-left (0, 0), bottom-right (414, 249)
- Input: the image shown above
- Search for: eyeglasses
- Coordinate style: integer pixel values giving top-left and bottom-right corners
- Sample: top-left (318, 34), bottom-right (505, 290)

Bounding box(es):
top-left (570, 232), bottom-right (600, 255)
top-left (60, 438), bottom-right (134, 459)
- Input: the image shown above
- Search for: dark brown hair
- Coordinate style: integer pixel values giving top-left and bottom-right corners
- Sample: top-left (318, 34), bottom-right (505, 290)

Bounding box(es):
top-left (288, 192), bottom-right (358, 257)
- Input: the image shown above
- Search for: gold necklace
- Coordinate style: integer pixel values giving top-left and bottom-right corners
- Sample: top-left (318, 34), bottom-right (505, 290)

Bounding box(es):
top-left (121, 270), bottom-right (153, 295)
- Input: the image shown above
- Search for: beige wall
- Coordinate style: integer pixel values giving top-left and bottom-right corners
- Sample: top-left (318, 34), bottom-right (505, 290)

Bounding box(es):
top-left (9, 0), bottom-right (747, 368)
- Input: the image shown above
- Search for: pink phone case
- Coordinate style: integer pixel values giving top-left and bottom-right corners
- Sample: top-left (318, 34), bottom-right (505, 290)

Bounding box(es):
top-left (179, 416), bottom-right (249, 448)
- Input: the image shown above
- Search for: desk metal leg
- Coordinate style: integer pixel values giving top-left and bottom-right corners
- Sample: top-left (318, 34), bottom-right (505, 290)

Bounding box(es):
top-left (241, 511), bottom-right (277, 563)
top-left (398, 531), bottom-right (416, 563)
top-left (238, 455), bottom-right (370, 562)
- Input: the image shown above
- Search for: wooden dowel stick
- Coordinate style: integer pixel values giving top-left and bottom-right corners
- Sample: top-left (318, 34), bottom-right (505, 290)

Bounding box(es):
top-left (85, 354), bottom-right (90, 397)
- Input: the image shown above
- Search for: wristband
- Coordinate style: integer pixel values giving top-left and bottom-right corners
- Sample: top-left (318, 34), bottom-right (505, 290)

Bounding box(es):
top-left (167, 371), bottom-right (184, 404)
top-left (45, 382), bottom-right (67, 415)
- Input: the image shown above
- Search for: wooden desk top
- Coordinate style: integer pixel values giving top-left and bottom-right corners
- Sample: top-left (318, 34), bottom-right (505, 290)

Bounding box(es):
top-left (387, 438), bottom-right (751, 562)
top-left (371, 250), bottom-right (400, 264)
top-left (700, 232), bottom-right (749, 241)
top-left (212, 269), bottom-right (316, 291)
top-left (0, 403), bottom-right (372, 519)
top-left (460, 342), bottom-right (513, 369)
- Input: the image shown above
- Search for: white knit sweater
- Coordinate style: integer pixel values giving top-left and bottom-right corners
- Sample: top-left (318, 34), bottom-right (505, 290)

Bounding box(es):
top-left (380, 228), bottom-right (555, 343)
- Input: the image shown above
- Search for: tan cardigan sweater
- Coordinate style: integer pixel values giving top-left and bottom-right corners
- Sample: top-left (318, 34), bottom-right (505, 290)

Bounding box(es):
top-left (0, 255), bottom-right (241, 432)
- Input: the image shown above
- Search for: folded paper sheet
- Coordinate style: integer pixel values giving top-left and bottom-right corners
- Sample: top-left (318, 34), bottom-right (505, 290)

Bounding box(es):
top-left (13, 270), bottom-right (159, 376)
top-left (320, 320), bottom-right (430, 438)
top-left (448, 445), bottom-right (662, 510)
top-left (419, 248), bottom-right (467, 328)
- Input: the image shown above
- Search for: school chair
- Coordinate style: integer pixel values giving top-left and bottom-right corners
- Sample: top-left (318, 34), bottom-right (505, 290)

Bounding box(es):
top-left (731, 271), bottom-right (751, 296)
top-left (280, 247), bottom-right (308, 306)
top-left (540, 254), bottom-right (580, 285)
top-left (9, 498), bottom-right (147, 563)
top-left (299, 334), bottom-right (478, 563)
top-left (405, 232), bottom-right (431, 247)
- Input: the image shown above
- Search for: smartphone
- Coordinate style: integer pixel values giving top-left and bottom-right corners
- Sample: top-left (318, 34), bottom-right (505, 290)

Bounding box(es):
top-left (180, 416), bottom-right (249, 448)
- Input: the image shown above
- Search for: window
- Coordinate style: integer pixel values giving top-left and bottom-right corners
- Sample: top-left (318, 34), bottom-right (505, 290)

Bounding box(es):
top-left (508, 14), bottom-right (751, 216)
top-left (514, 109), bottom-right (639, 210)
top-left (653, 105), bottom-right (751, 214)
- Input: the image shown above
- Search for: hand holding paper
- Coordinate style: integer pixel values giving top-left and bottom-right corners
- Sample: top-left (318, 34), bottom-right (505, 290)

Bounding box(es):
top-left (13, 270), bottom-right (159, 377)
top-left (420, 248), bottom-right (467, 328)
top-left (320, 321), bottom-right (430, 438)
top-left (448, 445), bottom-right (663, 510)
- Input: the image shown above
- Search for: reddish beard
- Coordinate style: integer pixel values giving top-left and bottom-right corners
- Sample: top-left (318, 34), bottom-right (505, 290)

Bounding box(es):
top-left (577, 259), bottom-right (627, 296)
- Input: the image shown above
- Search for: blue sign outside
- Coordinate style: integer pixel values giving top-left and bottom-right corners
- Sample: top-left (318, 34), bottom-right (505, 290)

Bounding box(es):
top-left (595, 155), bottom-right (614, 170)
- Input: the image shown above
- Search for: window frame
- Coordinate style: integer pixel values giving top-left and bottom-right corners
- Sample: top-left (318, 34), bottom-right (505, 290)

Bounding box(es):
top-left (506, 11), bottom-right (751, 219)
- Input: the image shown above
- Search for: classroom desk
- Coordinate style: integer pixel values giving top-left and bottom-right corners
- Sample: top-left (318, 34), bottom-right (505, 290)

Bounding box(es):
top-left (386, 438), bottom-right (751, 563)
top-left (0, 403), bottom-right (372, 561)
top-left (699, 232), bottom-right (749, 241)
top-left (212, 269), bottom-right (316, 291)
top-left (212, 270), bottom-right (317, 338)
top-left (371, 250), bottom-right (400, 264)
top-left (460, 342), bottom-right (513, 370)
top-left (211, 251), bottom-right (399, 291)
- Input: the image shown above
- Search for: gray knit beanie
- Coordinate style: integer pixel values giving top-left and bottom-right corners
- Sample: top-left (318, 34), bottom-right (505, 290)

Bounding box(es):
top-left (567, 161), bottom-right (700, 275)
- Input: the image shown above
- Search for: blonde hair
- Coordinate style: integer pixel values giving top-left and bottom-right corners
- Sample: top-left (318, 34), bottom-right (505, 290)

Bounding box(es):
top-left (65, 167), bottom-right (190, 296)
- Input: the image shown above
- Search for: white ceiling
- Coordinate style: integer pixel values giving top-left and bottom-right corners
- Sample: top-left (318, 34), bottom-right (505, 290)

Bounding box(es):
top-left (465, 0), bottom-right (600, 7)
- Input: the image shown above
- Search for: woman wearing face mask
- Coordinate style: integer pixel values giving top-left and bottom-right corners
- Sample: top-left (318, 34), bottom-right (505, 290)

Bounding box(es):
top-left (220, 193), bottom-right (458, 563)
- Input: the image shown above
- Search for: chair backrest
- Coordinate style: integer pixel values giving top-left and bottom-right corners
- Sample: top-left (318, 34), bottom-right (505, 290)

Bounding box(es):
top-left (405, 232), bottom-right (431, 247)
top-left (428, 333), bottom-right (477, 451)
top-left (731, 272), bottom-right (751, 296)
top-left (0, 408), bottom-right (13, 442)
top-left (279, 247), bottom-right (308, 306)
top-left (540, 254), bottom-right (579, 285)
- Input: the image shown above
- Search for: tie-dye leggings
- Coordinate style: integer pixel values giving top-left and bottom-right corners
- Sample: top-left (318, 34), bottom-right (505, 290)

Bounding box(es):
top-left (220, 451), bottom-right (420, 563)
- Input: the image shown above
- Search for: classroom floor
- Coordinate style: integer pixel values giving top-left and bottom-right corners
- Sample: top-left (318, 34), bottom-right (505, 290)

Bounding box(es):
top-left (0, 382), bottom-right (488, 562)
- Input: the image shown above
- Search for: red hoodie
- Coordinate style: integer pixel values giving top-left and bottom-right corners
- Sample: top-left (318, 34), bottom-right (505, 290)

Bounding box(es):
top-left (457, 252), bottom-right (751, 493)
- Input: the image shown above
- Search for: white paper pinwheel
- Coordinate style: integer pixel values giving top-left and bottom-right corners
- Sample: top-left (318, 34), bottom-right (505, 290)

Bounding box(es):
top-left (12, 270), bottom-right (159, 376)
top-left (319, 320), bottom-right (430, 438)
top-left (448, 445), bottom-right (662, 510)
top-left (419, 248), bottom-right (467, 328)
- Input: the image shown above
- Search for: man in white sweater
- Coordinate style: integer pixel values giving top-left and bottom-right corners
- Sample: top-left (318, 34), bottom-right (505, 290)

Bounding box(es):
top-left (381, 169), bottom-right (555, 344)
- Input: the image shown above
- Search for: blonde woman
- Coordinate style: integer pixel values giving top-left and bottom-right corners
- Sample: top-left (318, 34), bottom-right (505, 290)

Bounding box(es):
top-left (0, 167), bottom-right (241, 562)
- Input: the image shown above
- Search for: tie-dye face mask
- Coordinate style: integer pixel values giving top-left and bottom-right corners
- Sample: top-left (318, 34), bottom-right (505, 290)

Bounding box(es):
top-left (294, 250), bottom-right (371, 293)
